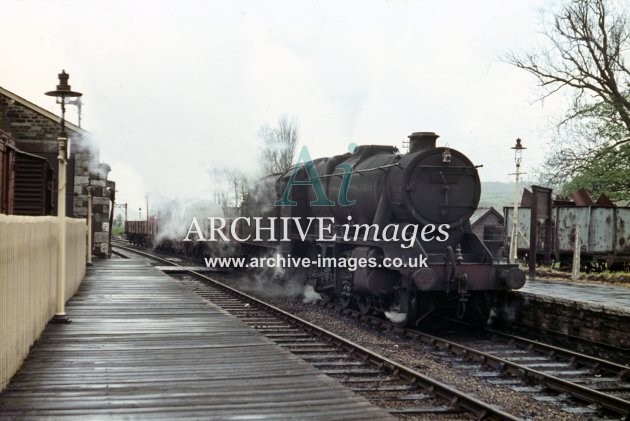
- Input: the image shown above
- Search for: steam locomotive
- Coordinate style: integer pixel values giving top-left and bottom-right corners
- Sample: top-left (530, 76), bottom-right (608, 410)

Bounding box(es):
top-left (240, 132), bottom-right (526, 326)
top-left (126, 131), bottom-right (526, 326)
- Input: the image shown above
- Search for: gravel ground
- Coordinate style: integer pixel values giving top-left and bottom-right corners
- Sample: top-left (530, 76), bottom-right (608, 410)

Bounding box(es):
top-left (205, 271), bottom-right (598, 421)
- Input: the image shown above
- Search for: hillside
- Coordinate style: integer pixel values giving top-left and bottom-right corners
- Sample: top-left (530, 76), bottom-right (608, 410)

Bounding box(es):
top-left (478, 181), bottom-right (528, 210)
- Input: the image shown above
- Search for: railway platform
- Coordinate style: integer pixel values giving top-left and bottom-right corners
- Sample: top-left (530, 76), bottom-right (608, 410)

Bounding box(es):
top-left (522, 276), bottom-right (630, 311)
top-left (0, 253), bottom-right (391, 420)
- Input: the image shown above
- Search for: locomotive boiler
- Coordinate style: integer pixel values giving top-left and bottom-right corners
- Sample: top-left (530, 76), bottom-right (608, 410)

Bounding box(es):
top-left (242, 132), bottom-right (526, 326)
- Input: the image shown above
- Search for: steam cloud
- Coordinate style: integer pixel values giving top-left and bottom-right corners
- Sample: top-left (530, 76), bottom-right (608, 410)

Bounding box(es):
top-left (302, 285), bottom-right (322, 304)
top-left (384, 311), bottom-right (407, 324)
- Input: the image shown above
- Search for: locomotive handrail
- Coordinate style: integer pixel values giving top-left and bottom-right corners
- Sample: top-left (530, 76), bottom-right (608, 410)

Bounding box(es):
top-left (314, 162), bottom-right (401, 179)
top-left (416, 164), bottom-right (478, 169)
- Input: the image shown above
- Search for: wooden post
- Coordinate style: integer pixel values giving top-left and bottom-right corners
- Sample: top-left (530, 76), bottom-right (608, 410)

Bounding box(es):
top-left (572, 224), bottom-right (581, 281)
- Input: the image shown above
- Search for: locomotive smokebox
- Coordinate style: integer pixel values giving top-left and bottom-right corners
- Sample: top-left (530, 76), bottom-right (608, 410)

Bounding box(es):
top-left (408, 132), bottom-right (439, 153)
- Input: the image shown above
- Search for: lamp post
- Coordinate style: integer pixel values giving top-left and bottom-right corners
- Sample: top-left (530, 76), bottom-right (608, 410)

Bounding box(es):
top-left (45, 70), bottom-right (82, 323)
top-left (87, 186), bottom-right (93, 265)
top-left (509, 138), bottom-right (526, 264)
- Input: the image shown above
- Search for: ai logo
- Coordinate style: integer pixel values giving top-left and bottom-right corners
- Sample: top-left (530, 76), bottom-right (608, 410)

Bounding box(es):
top-left (274, 144), bottom-right (357, 207)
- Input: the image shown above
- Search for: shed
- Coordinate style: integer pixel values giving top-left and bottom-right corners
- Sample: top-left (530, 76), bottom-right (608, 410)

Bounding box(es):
top-left (470, 207), bottom-right (505, 257)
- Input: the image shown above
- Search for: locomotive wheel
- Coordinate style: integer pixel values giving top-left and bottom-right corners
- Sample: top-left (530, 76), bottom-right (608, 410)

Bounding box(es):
top-left (467, 293), bottom-right (494, 328)
top-left (388, 292), bottom-right (418, 327)
top-left (319, 292), bottom-right (333, 304)
top-left (405, 294), bottom-right (419, 327)
top-left (338, 295), bottom-right (351, 308)
top-left (357, 297), bottom-right (371, 315)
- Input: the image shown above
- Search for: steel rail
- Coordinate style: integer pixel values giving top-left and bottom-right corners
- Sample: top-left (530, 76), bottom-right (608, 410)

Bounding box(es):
top-left (327, 304), bottom-right (630, 417)
top-left (486, 328), bottom-right (630, 377)
top-left (329, 304), bottom-right (630, 417)
top-left (404, 328), bottom-right (630, 417)
top-left (113, 244), bottom-right (522, 421)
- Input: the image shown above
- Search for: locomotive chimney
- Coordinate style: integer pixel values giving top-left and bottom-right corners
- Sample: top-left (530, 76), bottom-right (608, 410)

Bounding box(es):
top-left (408, 132), bottom-right (439, 153)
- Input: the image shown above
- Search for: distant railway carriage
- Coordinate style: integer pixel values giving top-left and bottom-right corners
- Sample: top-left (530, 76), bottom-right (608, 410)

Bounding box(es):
top-left (123, 200), bottom-right (241, 260)
top-left (124, 218), bottom-right (158, 246)
top-left (505, 203), bottom-right (630, 271)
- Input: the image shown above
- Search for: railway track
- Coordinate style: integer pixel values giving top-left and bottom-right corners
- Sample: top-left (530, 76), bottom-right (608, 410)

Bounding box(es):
top-left (112, 244), bottom-right (520, 420)
top-left (409, 325), bottom-right (630, 417)
top-left (320, 304), bottom-right (630, 418)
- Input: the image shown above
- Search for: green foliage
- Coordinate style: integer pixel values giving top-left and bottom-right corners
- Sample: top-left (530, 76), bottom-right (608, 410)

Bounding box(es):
top-left (112, 214), bottom-right (124, 236)
top-left (554, 100), bottom-right (630, 202)
top-left (111, 224), bottom-right (125, 236)
top-left (560, 141), bottom-right (630, 202)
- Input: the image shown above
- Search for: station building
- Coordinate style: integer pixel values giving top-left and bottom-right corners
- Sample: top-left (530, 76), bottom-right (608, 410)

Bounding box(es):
top-left (0, 86), bottom-right (114, 256)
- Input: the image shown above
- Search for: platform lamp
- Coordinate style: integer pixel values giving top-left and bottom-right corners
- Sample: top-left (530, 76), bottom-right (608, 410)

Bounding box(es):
top-left (45, 70), bottom-right (82, 323)
top-left (87, 185), bottom-right (93, 265)
top-left (509, 138), bottom-right (526, 265)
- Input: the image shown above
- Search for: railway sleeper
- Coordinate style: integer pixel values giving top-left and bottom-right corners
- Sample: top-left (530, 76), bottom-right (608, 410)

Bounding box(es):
top-left (369, 393), bottom-right (431, 401)
top-left (350, 384), bottom-right (418, 392)
top-left (272, 341), bottom-right (330, 347)
top-left (296, 353), bottom-right (351, 360)
top-left (320, 368), bottom-right (383, 375)
top-left (388, 406), bottom-right (462, 415)
top-left (333, 376), bottom-right (397, 384)
top-left (311, 361), bottom-right (364, 367)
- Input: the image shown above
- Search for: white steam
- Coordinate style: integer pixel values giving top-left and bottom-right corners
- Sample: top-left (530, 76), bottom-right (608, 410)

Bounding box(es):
top-left (235, 260), bottom-right (307, 299)
top-left (384, 311), bottom-right (407, 324)
top-left (154, 199), bottom-right (224, 242)
top-left (302, 285), bottom-right (321, 304)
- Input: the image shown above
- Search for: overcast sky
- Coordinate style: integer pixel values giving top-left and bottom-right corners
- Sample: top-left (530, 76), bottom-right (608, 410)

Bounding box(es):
top-left (2, 0), bottom-right (566, 217)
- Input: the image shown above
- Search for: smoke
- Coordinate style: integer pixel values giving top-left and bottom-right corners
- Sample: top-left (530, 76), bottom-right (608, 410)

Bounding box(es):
top-left (154, 199), bottom-right (224, 242)
top-left (241, 266), bottom-right (306, 299)
top-left (302, 285), bottom-right (321, 304)
top-left (227, 254), bottom-right (312, 300)
top-left (243, 175), bottom-right (280, 213)
top-left (65, 132), bottom-right (110, 187)
top-left (486, 307), bottom-right (498, 325)
top-left (384, 311), bottom-right (407, 324)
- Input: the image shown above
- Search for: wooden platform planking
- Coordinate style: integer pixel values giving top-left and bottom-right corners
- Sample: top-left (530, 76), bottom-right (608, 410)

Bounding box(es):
top-left (0, 256), bottom-right (391, 420)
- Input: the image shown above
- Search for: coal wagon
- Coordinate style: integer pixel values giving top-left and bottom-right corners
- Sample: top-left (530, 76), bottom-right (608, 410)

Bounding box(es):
top-left (505, 205), bottom-right (630, 271)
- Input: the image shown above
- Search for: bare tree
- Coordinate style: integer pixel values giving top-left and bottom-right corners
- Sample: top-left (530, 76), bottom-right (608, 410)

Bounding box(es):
top-left (258, 115), bottom-right (299, 175)
top-left (507, 0), bottom-right (630, 131)
top-left (506, 0), bottom-right (630, 199)
top-left (208, 167), bottom-right (249, 212)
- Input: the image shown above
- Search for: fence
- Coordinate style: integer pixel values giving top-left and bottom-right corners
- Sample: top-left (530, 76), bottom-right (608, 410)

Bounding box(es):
top-left (0, 215), bottom-right (87, 391)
